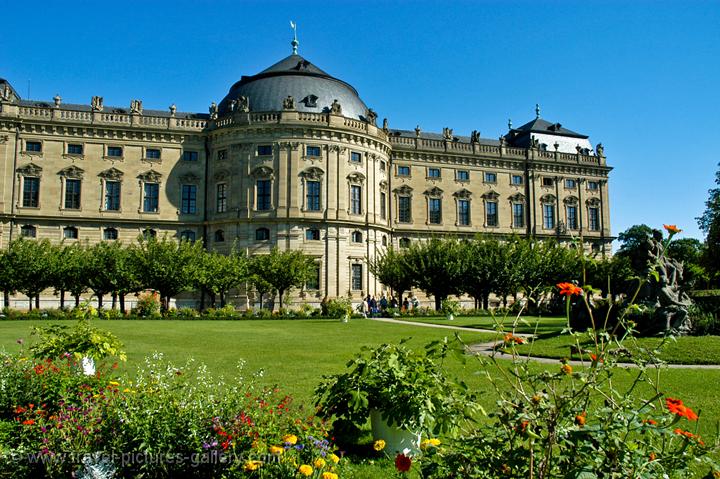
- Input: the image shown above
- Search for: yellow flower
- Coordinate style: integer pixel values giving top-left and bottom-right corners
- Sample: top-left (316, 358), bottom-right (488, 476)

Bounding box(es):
top-left (269, 445), bottom-right (284, 456)
top-left (123, 388), bottom-right (131, 393)
top-left (298, 464), bottom-right (313, 476)
top-left (421, 438), bottom-right (441, 449)
top-left (282, 434), bottom-right (298, 445)
top-left (314, 458), bottom-right (326, 469)
top-left (108, 381), bottom-right (120, 387)
top-left (329, 453), bottom-right (340, 464)
top-left (243, 460), bottom-right (262, 471)
top-left (561, 364), bottom-right (573, 375)
top-left (373, 439), bottom-right (386, 451)
top-left (322, 473), bottom-right (339, 479)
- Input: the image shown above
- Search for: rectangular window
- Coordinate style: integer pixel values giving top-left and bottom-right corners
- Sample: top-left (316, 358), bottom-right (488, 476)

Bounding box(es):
top-left (351, 264), bottom-right (363, 291)
top-left (182, 151), bottom-right (199, 161)
top-left (380, 192), bottom-right (386, 219)
top-left (589, 207), bottom-right (600, 231)
top-left (565, 179), bottom-right (577, 189)
top-left (181, 185), bottom-right (197, 214)
top-left (428, 168), bottom-right (441, 178)
top-left (350, 185), bottom-right (362, 215)
top-left (486, 201), bottom-right (498, 226)
top-left (397, 165), bottom-right (410, 176)
top-left (26, 141), bottom-right (42, 152)
top-left (64, 179), bottom-right (81, 209)
top-left (306, 180), bottom-right (321, 211)
top-left (429, 198), bottom-right (442, 224)
top-left (146, 148), bottom-right (161, 160)
top-left (306, 263), bottom-right (321, 290)
top-left (180, 230), bottom-right (196, 242)
top-left (257, 145), bottom-right (273, 156)
top-left (513, 203), bottom-right (525, 228)
top-left (22, 177), bottom-right (40, 207)
top-left (543, 204), bottom-right (556, 229)
top-left (107, 146), bottom-right (123, 157)
top-left (68, 144), bottom-right (83, 155)
top-left (542, 177), bottom-right (555, 187)
top-left (380, 160), bottom-right (386, 171)
top-left (458, 199), bottom-right (470, 226)
top-left (588, 181), bottom-right (599, 191)
top-left (567, 206), bottom-right (578, 229)
top-left (306, 146), bottom-right (321, 157)
top-left (143, 183), bottom-right (159, 212)
top-left (105, 181), bottom-right (121, 211)
top-left (350, 151), bottom-right (362, 163)
top-left (398, 196), bottom-right (411, 223)
top-left (456, 170), bottom-right (469, 181)
top-left (103, 228), bottom-right (118, 240)
top-left (257, 179), bottom-right (271, 210)
top-left (511, 175), bottom-right (524, 185)
top-left (484, 172), bottom-right (497, 183)
top-left (216, 183), bottom-right (227, 213)
top-left (217, 149), bottom-right (228, 160)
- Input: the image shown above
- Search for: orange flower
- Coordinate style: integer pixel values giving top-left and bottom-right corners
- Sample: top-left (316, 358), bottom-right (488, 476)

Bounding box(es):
top-left (649, 452), bottom-right (656, 461)
top-left (575, 412), bottom-right (587, 427)
top-left (643, 419), bottom-right (658, 426)
top-left (22, 419), bottom-right (35, 426)
top-left (561, 364), bottom-right (573, 375)
top-left (557, 282), bottom-right (583, 297)
top-left (663, 224), bottom-right (682, 234)
top-left (674, 428), bottom-right (704, 445)
top-left (503, 333), bottom-right (525, 345)
top-left (666, 398), bottom-right (698, 421)
top-left (589, 353), bottom-right (603, 363)
top-left (395, 454), bottom-right (412, 473)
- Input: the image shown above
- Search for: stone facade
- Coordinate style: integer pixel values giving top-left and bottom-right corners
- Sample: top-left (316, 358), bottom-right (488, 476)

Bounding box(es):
top-left (0, 50), bottom-right (612, 308)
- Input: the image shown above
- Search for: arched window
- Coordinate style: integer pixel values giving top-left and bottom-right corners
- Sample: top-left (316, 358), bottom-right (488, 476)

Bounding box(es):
top-left (103, 228), bottom-right (118, 240)
top-left (351, 231), bottom-right (363, 243)
top-left (180, 230), bottom-right (196, 242)
top-left (306, 228), bottom-right (320, 241)
top-left (381, 235), bottom-right (387, 246)
top-left (143, 228), bottom-right (157, 239)
top-left (399, 237), bottom-right (411, 248)
top-left (20, 225), bottom-right (36, 238)
top-left (255, 227), bottom-right (270, 241)
top-left (63, 226), bottom-right (78, 239)
top-left (214, 229), bottom-right (225, 242)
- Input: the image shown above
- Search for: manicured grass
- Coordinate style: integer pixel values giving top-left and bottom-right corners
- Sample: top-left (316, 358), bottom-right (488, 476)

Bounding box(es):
top-left (396, 315), bottom-right (567, 334)
top-left (513, 333), bottom-right (720, 365)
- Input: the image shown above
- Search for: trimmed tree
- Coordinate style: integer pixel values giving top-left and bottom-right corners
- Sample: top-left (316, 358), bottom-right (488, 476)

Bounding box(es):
top-left (249, 248), bottom-right (313, 310)
top-left (7, 239), bottom-right (55, 310)
top-left (366, 247), bottom-right (414, 303)
top-left (403, 237), bottom-right (465, 311)
top-left (194, 249), bottom-right (249, 308)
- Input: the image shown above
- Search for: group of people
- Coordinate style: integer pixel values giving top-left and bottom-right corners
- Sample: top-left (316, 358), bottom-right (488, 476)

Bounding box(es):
top-left (358, 293), bottom-right (419, 317)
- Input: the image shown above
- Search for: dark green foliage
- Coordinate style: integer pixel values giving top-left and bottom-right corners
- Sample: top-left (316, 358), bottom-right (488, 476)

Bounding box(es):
top-left (403, 238), bottom-right (466, 310)
top-left (249, 248), bottom-right (314, 308)
top-left (697, 162), bottom-right (720, 287)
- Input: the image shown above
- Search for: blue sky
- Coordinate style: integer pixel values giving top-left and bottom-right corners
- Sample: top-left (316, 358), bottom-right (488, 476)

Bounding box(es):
top-left (3, 0), bottom-right (719, 243)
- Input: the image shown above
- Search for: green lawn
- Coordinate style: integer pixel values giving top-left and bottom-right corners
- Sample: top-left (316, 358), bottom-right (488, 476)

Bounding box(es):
top-left (396, 315), bottom-right (567, 334)
top-left (513, 333), bottom-right (720, 365)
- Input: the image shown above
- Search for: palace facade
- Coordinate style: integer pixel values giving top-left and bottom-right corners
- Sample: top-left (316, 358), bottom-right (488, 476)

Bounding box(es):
top-left (0, 45), bottom-right (612, 307)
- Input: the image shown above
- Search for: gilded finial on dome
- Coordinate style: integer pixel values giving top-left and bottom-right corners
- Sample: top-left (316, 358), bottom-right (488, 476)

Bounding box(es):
top-left (290, 21), bottom-right (299, 55)
top-left (535, 103), bottom-right (541, 119)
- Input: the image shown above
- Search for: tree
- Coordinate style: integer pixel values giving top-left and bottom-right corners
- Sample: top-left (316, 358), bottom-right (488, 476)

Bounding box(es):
top-left (697, 162), bottom-right (720, 287)
top-left (85, 241), bottom-right (141, 309)
top-left (249, 248), bottom-right (313, 309)
top-left (131, 236), bottom-right (204, 312)
top-left (667, 238), bottom-right (709, 291)
top-left (366, 247), bottom-right (414, 303)
top-left (615, 224), bottom-right (653, 274)
top-left (193, 248), bottom-right (248, 308)
top-left (0, 249), bottom-right (19, 308)
top-left (461, 237), bottom-right (505, 310)
top-left (6, 239), bottom-right (54, 310)
top-left (403, 238), bottom-right (465, 311)
top-left (51, 243), bottom-right (90, 308)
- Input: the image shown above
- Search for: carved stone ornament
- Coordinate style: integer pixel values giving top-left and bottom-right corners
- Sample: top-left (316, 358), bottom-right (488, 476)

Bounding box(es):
top-left (138, 170), bottom-right (162, 183)
top-left (442, 127), bottom-right (454, 141)
top-left (300, 167), bottom-right (324, 180)
top-left (302, 94), bottom-right (318, 108)
top-left (58, 165), bottom-right (85, 179)
top-left (366, 108), bottom-right (378, 126)
top-left (214, 169), bottom-right (230, 181)
top-left (499, 135), bottom-right (506, 146)
top-left (481, 190), bottom-right (499, 200)
top-left (346, 172), bottom-right (365, 185)
top-left (91, 96), bottom-right (104, 112)
top-left (596, 143), bottom-right (605, 157)
top-left (393, 184), bottom-right (413, 195)
top-left (415, 125), bottom-right (421, 137)
top-left (53, 95), bottom-right (62, 108)
top-left (169, 104), bottom-right (177, 117)
top-left (17, 163), bottom-right (43, 177)
top-left (453, 188), bottom-right (472, 199)
top-left (470, 130), bottom-right (480, 143)
top-left (130, 99), bottom-right (143, 115)
top-left (382, 118), bottom-right (389, 131)
top-left (330, 99), bottom-right (342, 115)
top-left (0, 135), bottom-right (9, 144)
top-left (237, 96), bottom-right (250, 113)
top-left (563, 195), bottom-right (579, 205)
top-left (251, 166), bottom-right (274, 179)
top-left (98, 167), bottom-right (124, 180)
top-left (424, 186), bottom-right (444, 197)
top-left (1, 84), bottom-right (11, 101)
top-left (540, 193), bottom-right (556, 203)
top-left (179, 172), bottom-right (201, 183)
top-left (509, 193), bottom-right (525, 202)
top-left (209, 102), bottom-right (218, 120)
top-left (586, 197), bottom-right (601, 207)
top-left (283, 95), bottom-right (296, 110)
top-left (530, 135), bottom-right (540, 149)
top-left (379, 180), bottom-right (388, 191)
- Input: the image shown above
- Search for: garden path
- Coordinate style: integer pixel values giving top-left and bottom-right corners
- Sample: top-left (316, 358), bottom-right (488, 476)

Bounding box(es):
top-left (371, 317), bottom-right (720, 370)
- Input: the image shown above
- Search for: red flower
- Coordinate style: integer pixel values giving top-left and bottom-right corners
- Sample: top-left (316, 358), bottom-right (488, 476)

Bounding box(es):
top-left (674, 428), bottom-right (704, 445)
top-left (557, 282), bottom-right (583, 297)
top-left (666, 398), bottom-right (698, 421)
top-left (395, 454), bottom-right (412, 473)
top-left (663, 224), bottom-right (682, 234)
top-left (22, 419), bottom-right (35, 426)
top-left (643, 419), bottom-right (658, 426)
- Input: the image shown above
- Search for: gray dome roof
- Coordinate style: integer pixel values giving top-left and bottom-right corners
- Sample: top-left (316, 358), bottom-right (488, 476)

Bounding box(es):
top-left (218, 54), bottom-right (369, 120)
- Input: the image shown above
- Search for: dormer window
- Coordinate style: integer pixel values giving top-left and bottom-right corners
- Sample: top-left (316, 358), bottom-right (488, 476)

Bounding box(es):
top-left (542, 177), bottom-right (554, 187)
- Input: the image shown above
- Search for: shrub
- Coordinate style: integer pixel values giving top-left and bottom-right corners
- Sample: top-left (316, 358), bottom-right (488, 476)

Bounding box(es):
top-left (131, 292), bottom-right (161, 318)
top-left (323, 298), bottom-right (352, 319)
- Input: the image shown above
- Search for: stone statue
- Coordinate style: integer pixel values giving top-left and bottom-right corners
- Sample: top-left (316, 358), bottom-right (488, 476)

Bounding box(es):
top-left (169, 104), bottom-right (177, 117)
top-left (330, 99), bottom-right (342, 115)
top-left (366, 108), bottom-right (377, 126)
top-left (554, 142), bottom-right (560, 151)
top-left (470, 130), bottom-right (480, 143)
top-left (283, 95), bottom-right (295, 110)
top-left (130, 99), bottom-right (143, 114)
top-left (209, 101), bottom-right (218, 120)
top-left (382, 118), bottom-right (388, 131)
top-left (442, 127), bottom-right (453, 141)
top-left (576, 144), bottom-right (583, 154)
top-left (596, 143), bottom-right (605, 157)
top-left (530, 136), bottom-right (540, 148)
top-left (499, 135), bottom-right (506, 147)
top-left (91, 96), bottom-right (104, 112)
top-left (415, 125), bottom-right (421, 137)
top-left (237, 96), bottom-right (250, 112)
top-left (53, 94), bottom-right (62, 107)
top-left (1, 84), bottom-right (10, 101)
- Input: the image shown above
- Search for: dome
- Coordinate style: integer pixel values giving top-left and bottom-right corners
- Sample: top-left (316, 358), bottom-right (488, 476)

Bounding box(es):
top-left (218, 54), bottom-right (369, 120)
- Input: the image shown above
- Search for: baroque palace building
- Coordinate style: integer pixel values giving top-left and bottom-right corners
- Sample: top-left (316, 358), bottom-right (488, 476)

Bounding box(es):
top-left (0, 40), bottom-right (612, 307)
